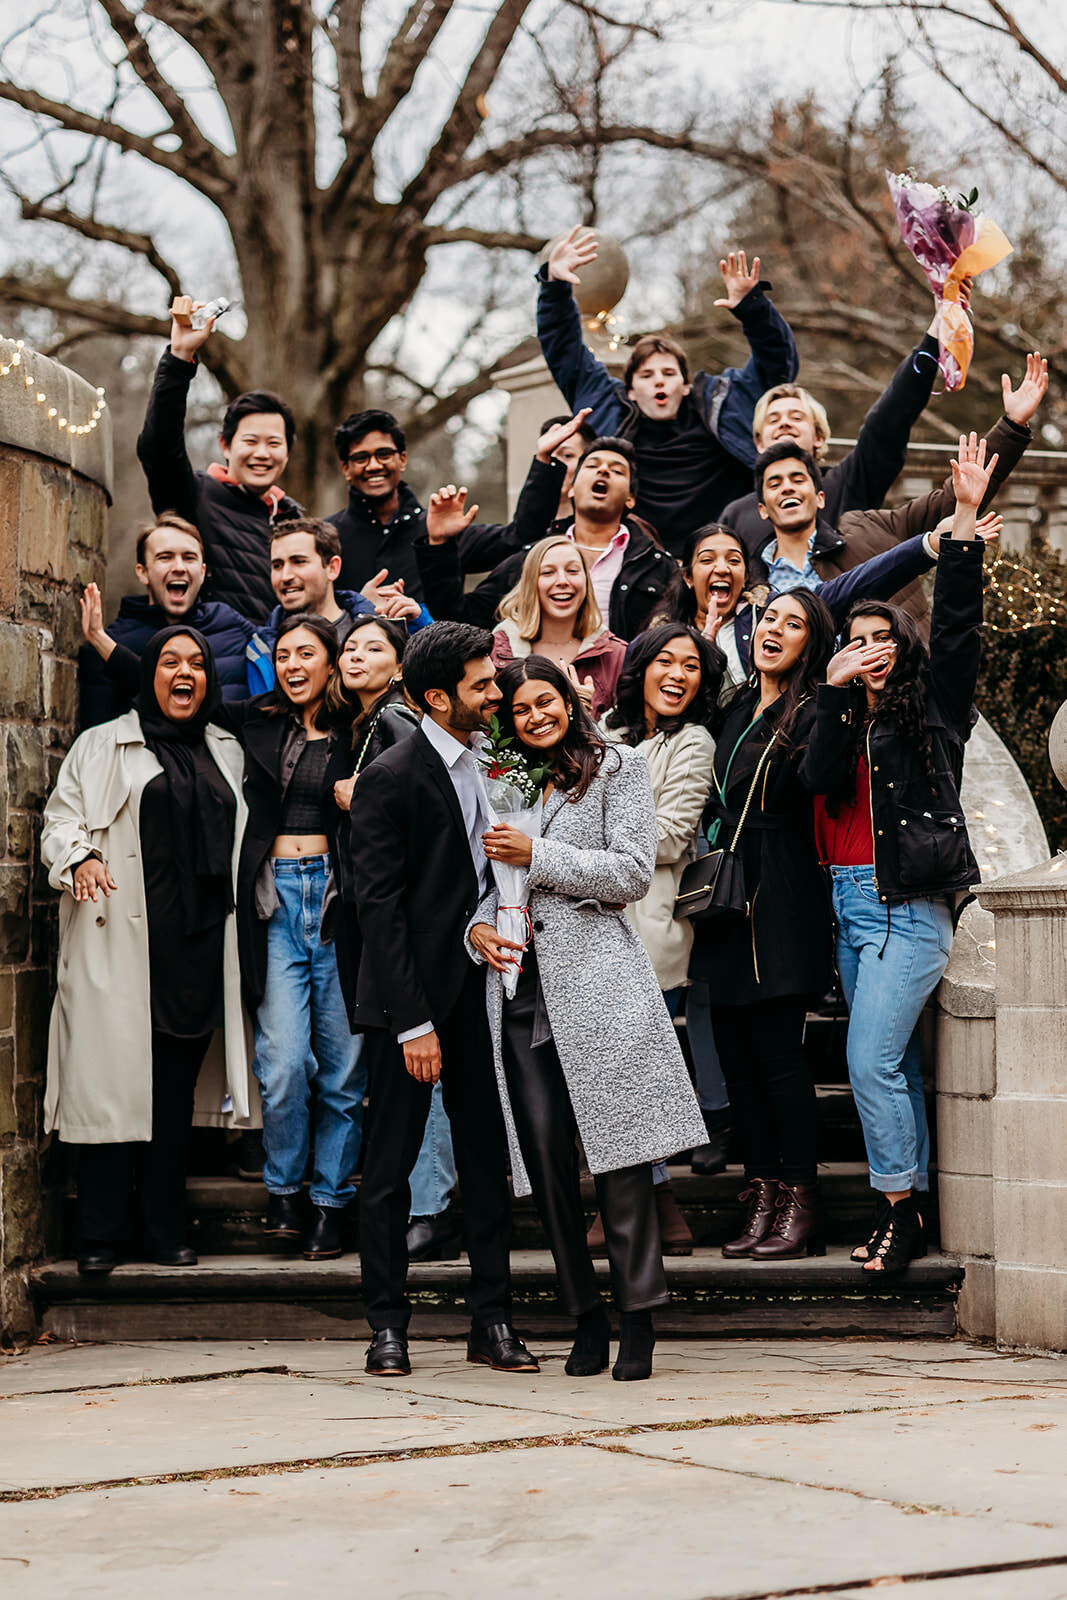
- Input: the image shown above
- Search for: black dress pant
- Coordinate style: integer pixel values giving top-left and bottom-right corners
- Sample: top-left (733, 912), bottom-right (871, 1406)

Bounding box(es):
top-left (501, 959), bottom-right (666, 1316)
top-left (711, 997), bottom-right (818, 1186)
top-left (77, 1030), bottom-right (212, 1255)
top-left (359, 963), bottom-right (512, 1332)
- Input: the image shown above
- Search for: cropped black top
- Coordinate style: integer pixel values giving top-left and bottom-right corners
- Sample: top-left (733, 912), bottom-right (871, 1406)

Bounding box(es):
top-left (277, 738), bottom-right (332, 834)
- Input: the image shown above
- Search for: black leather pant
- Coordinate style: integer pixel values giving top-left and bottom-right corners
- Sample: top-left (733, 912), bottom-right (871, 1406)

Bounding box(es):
top-left (502, 958), bottom-right (666, 1316)
top-left (76, 1029), bottom-right (211, 1255)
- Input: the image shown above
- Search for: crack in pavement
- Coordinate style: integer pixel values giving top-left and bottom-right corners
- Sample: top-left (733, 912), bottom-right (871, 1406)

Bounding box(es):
top-left (0, 1365), bottom-right (294, 1401)
top-left (693, 1551), bottom-right (1067, 1598)
top-left (0, 1394), bottom-right (1029, 1504)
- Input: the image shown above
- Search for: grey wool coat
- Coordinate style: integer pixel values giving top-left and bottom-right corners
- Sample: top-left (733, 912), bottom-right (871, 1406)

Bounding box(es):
top-left (468, 742), bottom-right (707, 1197)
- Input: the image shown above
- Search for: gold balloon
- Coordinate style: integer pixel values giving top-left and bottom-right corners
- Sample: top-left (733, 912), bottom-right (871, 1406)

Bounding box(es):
top-left (539, 230), bottom-right (629, 316)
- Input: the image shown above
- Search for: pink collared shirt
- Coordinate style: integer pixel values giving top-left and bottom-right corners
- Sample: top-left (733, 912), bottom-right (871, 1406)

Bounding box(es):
top-left (565, 523), bottom-right (630, 622)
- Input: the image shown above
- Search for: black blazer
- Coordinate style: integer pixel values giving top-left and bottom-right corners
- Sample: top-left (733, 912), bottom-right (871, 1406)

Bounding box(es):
top-left (348, 725), bottom-right (484, 1034)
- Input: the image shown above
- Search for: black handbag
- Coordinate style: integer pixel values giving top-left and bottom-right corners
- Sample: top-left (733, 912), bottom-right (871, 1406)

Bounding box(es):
top-left (673, 733), bottom-right (777, 924)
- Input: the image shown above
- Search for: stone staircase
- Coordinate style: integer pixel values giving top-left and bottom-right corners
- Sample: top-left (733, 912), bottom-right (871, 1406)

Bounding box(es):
top-left (30, 1003), bottom-right (963, 1342)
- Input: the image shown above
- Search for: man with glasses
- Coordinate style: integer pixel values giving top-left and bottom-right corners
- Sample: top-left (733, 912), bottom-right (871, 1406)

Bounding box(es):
top-left (328, 410), bottom-right (430, 601)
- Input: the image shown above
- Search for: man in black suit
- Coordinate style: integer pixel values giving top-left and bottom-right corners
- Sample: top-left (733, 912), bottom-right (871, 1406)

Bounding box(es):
top-left (349, 621), bottom-right (537, 1377)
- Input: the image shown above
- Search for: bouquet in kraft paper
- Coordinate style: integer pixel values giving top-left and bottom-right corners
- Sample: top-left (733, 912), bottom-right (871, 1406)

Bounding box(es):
top-left (886, 170), bottom-right (1012, 391)
top-left (477, 716), bottom-right (549, 999)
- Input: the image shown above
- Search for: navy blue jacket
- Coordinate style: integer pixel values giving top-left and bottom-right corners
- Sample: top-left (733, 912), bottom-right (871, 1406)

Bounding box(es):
top-left (78, 594), bottom-right (257, 728)
top-left (536, 267), bottom-right (798, 477)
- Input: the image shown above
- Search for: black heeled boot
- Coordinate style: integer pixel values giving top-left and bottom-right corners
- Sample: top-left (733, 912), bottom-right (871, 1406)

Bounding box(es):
top-left (612, 1309), bottom-right (655, 1382)
top-left (565, 1305), bottom-right (611, 1377)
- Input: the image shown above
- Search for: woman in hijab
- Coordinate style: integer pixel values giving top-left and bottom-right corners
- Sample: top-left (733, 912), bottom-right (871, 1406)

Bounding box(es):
top-left (42, 627), bottom-right (249, 1275)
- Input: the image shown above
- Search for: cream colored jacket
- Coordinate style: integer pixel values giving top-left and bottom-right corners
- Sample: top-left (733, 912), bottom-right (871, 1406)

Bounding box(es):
top-left (606, 722), bottom-right (716, 990)
top-left (41, 711), bottom-right (255, 1143)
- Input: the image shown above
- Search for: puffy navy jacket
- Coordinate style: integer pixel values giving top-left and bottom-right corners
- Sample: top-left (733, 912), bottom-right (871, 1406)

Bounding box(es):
top-left (78, 594), bottom-right (257, 728)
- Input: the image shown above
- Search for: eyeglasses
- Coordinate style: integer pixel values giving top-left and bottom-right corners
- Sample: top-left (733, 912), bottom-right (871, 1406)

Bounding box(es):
top-left (347, 446), bottom-right (400, 467)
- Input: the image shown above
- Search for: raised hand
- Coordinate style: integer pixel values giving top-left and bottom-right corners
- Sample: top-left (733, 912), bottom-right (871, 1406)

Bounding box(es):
top-left (929, 510), bottom-right (1002, 553)
top-left (826, 637), bottom-right (895, 688)
top-left (170, 303), bottom-right (215, 364)
top-left (73, 858), bottom-right (117, 903)
top-left (426, 485), bottom-right (480, 545)
top-left (360, 568), bottom-right (395, 610)
top-left (535, 408), bottom-right (593, 463)
top-left (715, 251), bottom-right (761, 309)
top-left (1002, 352), bottom-right (1049, 426)
top-left (565, 662), bottom-right (595, 711)
top-left (378, 592), bottom-right (421, 622)
top-left (950, 432), bottom-right (998, 513)
top-left (547, 225), bottom-right (598, 286)
top-left (79, 582), bottom-right (115, 660)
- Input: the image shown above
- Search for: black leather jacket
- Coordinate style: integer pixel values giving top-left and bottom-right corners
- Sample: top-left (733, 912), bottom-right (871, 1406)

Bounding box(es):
top-left (799, 538), bottom-right (983, 904)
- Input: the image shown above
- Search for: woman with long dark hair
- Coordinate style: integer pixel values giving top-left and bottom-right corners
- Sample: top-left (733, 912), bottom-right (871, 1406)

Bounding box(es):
top-left (799, 435), bottom-right (995, 1276)
top-left (43, 626), bottom-right (248, 1273)
top-left (691, 587), bottom-right (837, 1259)
top-left (599, 622), bottom-right (724, 1248)
top-left (469, 657), bottom-right (706, 1381)
top-left (325, 616), bottom-right (461, 1263)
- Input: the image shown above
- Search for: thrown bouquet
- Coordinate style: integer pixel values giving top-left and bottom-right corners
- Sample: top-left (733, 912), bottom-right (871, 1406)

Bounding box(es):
top-left (886, 170), bottom-right (1012, 391)
top-left (478, 716), bottom-right (551, 998)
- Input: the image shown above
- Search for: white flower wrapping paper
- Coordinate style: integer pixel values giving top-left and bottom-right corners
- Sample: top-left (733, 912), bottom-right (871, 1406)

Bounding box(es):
top-left (485, 774), bottom-right (543, 999)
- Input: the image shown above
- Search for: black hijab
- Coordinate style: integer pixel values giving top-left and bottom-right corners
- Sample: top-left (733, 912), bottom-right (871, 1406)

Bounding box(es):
top-left (136, 626), bottom-right (236, 935)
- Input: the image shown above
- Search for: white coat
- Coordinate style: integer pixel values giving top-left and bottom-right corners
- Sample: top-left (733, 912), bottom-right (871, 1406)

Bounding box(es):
top-left (41, 711), bottom-right (255, 1143)
top-left (607, 723), bottom-right (716, 991)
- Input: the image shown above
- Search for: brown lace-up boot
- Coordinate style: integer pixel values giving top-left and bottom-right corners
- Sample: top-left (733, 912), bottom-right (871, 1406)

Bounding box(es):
top-left (750, 1181), bottom-right (825, 1259)
top-left (721, 1178), bottom-right (779, 1258)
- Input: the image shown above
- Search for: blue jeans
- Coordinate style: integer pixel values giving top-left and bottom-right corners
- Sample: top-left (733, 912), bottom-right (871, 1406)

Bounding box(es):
top-left (831, 866), bottom-right (953, 1195)
top-left (408, 1081), bottom-right (457, 1218)
top-left (253, 856), bottom-right (366, 1208)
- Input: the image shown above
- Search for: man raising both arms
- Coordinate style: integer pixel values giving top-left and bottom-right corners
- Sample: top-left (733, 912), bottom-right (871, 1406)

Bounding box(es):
top-left (536, 226), bottom-right (798, 555)
top-left (137, 304), bottom-right (302, 623)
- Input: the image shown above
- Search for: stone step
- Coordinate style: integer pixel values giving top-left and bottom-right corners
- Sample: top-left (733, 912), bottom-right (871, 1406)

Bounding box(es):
top-left (171, 1162), bottom-right (938, 1256)
top-left (31, 1247), bottom-right (962, 1343)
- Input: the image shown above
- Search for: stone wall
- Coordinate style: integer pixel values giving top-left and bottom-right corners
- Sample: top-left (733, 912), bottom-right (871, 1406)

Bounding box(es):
top-left (0, 343), bottom-right (112, 1345)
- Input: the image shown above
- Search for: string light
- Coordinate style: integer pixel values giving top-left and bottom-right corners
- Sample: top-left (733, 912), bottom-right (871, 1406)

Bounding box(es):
top-left (0, 337), bottom-right (106, 435)
top-left (984, 554), bottom-right (1067, 634)
top-left (586, 309), bottom-right (625, 353)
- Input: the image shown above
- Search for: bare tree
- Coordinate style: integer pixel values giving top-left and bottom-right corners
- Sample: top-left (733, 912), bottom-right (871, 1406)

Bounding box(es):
top-left (0, 0), bottom-right (759, 504)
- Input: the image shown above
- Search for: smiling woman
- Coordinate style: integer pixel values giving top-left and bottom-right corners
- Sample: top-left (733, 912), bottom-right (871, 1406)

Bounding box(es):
top-left (41, 626), bottom-right (247, 1276)
top-left (492, 536), bottom-right (628, 718)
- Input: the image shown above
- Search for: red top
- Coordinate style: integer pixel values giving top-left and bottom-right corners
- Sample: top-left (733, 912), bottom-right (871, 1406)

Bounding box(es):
top-left (813, 755), bottom-right (875, 866)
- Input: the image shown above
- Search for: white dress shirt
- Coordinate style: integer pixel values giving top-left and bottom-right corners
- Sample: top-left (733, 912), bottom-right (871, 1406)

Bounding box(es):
top-left (397, 716), bottom-right (491, 1045)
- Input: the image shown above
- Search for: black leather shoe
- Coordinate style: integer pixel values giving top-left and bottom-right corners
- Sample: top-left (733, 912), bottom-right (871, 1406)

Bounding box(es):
top-left (690, 1107), bottom-right (732, 1175)
top-left (303, 1205), bottom-right (344, 1260)
top-left (366, 1328), bottom-right (411, 1376)
top-left (153, 1246), bottom-right (198, 1267)
top-left (264, 1193), bottom-right (302, 1238)
top-left (467, 1322), bottom-right (540, 1372)
top-left (77, 1245), bottom-right (118, 1275)
top-left (407, 1206), bottom-right (462, 1263)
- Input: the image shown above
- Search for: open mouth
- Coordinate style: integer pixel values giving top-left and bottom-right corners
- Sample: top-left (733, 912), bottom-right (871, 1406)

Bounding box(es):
top-left (170, 681), bottom-right (195, 706)
top-left (526, 720), bottom-right (559, 738)
top-left (164, 577), bottom-right (189, 598)
top-left (758, 638), bottom-right (782, 660)
top-left (708, 580), bottom-right (733, 604)
top-left (658, 683), bottom-right (686, 705)
top-left (589, 478), bottom-right (609, 498)
top-left (281, 584), bottom-right (304, 598)
top-left (283, 673), bottom-right (309, 694)
top-left (547, 589), bottom-right (578, 605)
top-left (779, 495), bottom-right (802, 511)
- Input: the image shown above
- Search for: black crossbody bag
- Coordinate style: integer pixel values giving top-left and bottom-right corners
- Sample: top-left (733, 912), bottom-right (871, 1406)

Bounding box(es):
top-left (673, 731), bottom-right (777, 924)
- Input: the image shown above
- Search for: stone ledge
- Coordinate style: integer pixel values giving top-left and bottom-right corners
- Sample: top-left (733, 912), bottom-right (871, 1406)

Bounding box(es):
top-left (0, 339), bottom-right (112, 500)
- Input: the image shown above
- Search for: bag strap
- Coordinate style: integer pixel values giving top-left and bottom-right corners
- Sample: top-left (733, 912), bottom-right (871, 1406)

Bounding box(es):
top-left (726, 732), bottom-right (778, 855)
top-left (714, 712), bottom-right (763, 804)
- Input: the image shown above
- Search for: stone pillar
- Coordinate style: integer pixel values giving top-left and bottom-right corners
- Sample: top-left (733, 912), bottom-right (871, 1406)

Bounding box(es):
top-left (973, 861), bottom-right (1067, 1351)
top-left (0, 341), bottom-right (112, 1345)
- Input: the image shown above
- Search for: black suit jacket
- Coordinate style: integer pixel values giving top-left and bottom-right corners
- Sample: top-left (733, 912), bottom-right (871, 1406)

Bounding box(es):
top-left (348, 726), bottom-right (483, 1034)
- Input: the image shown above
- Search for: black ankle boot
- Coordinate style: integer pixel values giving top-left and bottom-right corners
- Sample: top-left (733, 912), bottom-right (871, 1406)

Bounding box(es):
top-left (565, 1305), bottom-right (611, 1377)
top-left (862, 1193), bottom-right (926, 1279)
top-left (612, 1309), bottom-right (655, 1382)
top-left (691, 1107), bottom-right (731, 1175)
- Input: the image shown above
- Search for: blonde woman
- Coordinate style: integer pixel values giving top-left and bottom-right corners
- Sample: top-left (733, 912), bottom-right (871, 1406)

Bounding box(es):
top-left (491, 537), bottom-right (627, 719)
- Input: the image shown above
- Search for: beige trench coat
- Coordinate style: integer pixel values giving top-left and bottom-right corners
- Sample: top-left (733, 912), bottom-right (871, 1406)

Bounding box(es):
top-left (605, 724), bottom-right (716, 991)
top-left (41, 711), bottom-right (255, 1143)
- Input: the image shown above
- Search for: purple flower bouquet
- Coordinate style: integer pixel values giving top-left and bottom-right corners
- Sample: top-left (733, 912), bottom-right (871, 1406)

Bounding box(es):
top-left (886, 171), bottom-right (1012, 391)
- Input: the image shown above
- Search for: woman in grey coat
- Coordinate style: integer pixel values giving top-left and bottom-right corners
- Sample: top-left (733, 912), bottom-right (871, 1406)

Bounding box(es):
top-left (470, 657), bottom-right (706, 1382)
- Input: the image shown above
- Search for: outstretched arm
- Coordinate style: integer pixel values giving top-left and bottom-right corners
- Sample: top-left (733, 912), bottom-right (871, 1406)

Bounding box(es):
top-left (928, 433), bottom-right (998, 736)
top-left (135, 306), bottom-right (218, 521)
top-left (717, 251), bottom-right (799, 393)
top-left (536, 230), bottom-right (624, 434)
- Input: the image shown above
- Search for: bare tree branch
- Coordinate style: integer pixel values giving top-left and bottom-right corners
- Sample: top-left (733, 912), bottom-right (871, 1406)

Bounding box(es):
top-left (423, 223), bottom-right (545, 252)
top-left (95, 0), bottom-right (234, 185)
top-left (403, 336), bottom-right (537, 446)
top-left (0, 79), bottom-right (232, 199)
top-left (16, 197), bottom-right (184, 298)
